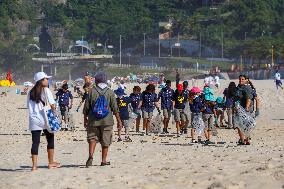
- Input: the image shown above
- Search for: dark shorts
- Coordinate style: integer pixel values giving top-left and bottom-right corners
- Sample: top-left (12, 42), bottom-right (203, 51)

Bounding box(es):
top-left (87, 125), bottom-right (113, 147)
top-left (59, 105), bottom-right (68, 116)
top-left (276, 80), bottom-right (282, 86)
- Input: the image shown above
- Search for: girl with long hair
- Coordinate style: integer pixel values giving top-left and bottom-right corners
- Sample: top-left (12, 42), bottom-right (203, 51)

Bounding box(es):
top-left (28, 72), bottom-right (60, 171)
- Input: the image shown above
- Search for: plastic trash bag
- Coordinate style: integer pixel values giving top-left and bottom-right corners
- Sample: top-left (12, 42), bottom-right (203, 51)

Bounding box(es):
top-left (234, 103), bottom-right (256, 137)
top-left (192, 114), bottom-right (205, 136)
top-left (149, 114), bottom-right (163, 133)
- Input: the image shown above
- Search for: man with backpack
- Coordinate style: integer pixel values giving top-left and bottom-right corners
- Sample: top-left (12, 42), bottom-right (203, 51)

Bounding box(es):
top-left (83, 72), bottom-right (122, 168)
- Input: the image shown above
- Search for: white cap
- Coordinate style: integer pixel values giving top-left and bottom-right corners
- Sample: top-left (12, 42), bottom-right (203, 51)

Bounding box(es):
top-left (34, 72), bottom-right (52, 83)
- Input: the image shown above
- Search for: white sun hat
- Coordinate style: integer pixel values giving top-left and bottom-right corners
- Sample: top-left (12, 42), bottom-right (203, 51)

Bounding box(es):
top-left (34, 72), bottom-right (52, 83)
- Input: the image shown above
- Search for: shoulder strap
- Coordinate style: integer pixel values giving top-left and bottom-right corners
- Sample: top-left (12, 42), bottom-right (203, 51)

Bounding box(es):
top-left (43, 88), bottom-right (49, 107)
top-left (94, 87), bottom-right (109, 96)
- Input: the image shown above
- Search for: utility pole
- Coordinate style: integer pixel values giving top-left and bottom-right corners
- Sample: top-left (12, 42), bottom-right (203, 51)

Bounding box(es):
top-left (199, 32), bottom-right (202, 58)
top-left (272, 45), bottom-right (274, 67)
top-left (143, 33), bottom-right (146, 56)
top-left (81, 36), bottom-right (83, 54)
top-left (221, 29), bottom-right (224, 59)
top-left (178, 32), bottom-right (180, 57)
top-left (119, 35), bottom-right (122, 66)
top-left (158, 34), bottom-right (161, 58)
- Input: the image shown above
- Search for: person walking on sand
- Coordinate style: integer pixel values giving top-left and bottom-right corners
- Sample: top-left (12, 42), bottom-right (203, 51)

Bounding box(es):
top-left (83, 72), bottom-right (122, 167)
top-left (139, 84), bottom-right (161, 135)
top-left (234, 75), bottom-right (254, 145)
top-left (55, 83), bottom-right (73, 130)
top-left (129, 86), bottom-right (142, 132)
top-left (172, 84), bottom-right (189, 137)
top-left (158, 80), bottom-right (174, 134)
top-left (223, 82), bottom-right (237, 128)
top-left (28, 72), bottom-right (60, 171)
top-left (275, 70), bottom-right (283, 90)
top-left (115, 87), bottom-right (132, 142)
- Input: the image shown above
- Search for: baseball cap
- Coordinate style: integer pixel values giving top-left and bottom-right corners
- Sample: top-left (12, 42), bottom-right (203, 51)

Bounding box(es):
top-left (191, 87), bottom-right (202, 93)
top-left (34, 72), bottom-right (52, 83)
top-left (177, 84), bottom-right (183, 91)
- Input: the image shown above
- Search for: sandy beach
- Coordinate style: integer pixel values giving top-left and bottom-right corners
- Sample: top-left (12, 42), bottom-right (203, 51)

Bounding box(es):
top-left (0, 80), bottom-right (283, 189)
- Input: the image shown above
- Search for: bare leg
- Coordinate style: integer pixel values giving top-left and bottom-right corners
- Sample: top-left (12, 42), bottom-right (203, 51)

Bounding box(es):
top-left (176, 121), bottom-right (180, 135)
top-left (143, 119), bottom-right (147, 130)
top-left (88, 139), bottom-right (96, 158)
top-left (118, 129), bottom-right (122, 139)
top-left (47, 149), bottom-right (60, 169)
top-left (237, 128), bottom-right (245, 142)
top-left (31, 155), bottom-right (38, 171)
top-left (136, 118), bottom-right (140, 132)
top-left (191, 128), bottom-right (195, 139)
top-left (102, 146), bottom-right (109, 163)
top-left (204, 129), bottom-right (208, 140)
top-left (145, 120), bottom-right (150, 134)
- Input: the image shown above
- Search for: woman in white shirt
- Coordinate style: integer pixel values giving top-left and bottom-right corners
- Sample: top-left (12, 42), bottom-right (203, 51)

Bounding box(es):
top-left (28, 72), bottom-right (60, 171)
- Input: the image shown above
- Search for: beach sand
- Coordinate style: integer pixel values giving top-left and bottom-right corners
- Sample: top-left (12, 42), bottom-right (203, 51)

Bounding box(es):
top-left (0, 80), bottom-right (283, 189)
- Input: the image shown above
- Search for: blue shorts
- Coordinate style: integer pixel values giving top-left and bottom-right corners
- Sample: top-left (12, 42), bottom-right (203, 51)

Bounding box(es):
top-left (276, 80), bottom-right (282, 86)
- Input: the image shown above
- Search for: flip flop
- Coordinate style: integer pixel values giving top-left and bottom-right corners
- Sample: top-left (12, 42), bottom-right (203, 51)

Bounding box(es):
top-left (100, 162), bottom-right (110, 166)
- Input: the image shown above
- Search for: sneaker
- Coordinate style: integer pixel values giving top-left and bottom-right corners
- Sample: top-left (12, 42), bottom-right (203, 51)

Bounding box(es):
top-left (162, 128), bottom-right (166, 133)
top-left (191, 139), bottom-right (197, 143)
top-left (125, 136), bottom-right (132, 142)
top-left (117, 138), bottom-right (122, 142)
top-left (198, 138), bottom-right (202, 143)
top-left (184, 128), bottom-right (188, 134)
top-left (165, 129), bottom-right (169, 134)
top-left (86, 157), bottom-right (93, 168)
top-left (205, 140), bottom-right (215, 145)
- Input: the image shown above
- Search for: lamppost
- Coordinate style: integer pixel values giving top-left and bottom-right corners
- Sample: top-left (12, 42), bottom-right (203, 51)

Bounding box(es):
top-left (104, 38), bottom-right (109, 54)
top-left (127, 53), bottom-right (131, 65)
top-left (119, 35), bottom-right (122, 65)
top-left (143, 33), bottom-right (146, 56)
top-left (272, 45), bottom-right (275, 67)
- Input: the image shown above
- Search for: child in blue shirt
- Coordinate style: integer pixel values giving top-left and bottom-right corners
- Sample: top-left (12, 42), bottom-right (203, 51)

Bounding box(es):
top-left (139, 84), bottom-right (160, 135)
top-left (215, 96), bottom-right (226, 127)
top-left (189, 87), bottom-right (204, 143)
top-left (115, 87), bottom-right (132, 142)
top-left (202, 86), bottom-right (217, 144)
top-left (129, 86), bottom-right (142, 132)
top-left (172, 84), bottom-right (188, 137)
top-left (158, 80), bottom-right (174, 134)
top-left (55, 83), bottom-right (73, 130)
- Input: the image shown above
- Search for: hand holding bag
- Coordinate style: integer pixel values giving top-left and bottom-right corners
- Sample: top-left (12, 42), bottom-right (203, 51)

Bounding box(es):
top-left (42, 89), bottom-right (61, 133)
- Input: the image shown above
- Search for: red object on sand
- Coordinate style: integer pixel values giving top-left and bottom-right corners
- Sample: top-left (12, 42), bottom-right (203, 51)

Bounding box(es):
top-left (6, 70), bottom-right (13, 84)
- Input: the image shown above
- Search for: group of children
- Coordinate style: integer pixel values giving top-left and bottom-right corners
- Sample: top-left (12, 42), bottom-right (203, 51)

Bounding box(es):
top-left (113, 79), bottom-right (233, 145)
top-left (53, 72), bottom-right (259, 145)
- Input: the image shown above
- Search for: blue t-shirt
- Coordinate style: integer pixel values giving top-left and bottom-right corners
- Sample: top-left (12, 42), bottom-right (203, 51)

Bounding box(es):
top-left (56, 89), bottom-right (73, 106)
top-left (223, 88), bottom-right (234, 107)
top-left (129, 93), bottom-right (141, 110)
top-left (141, 92), bottom-right (158, 112)
top-left (158, 87), bottom-right (174, 110)
top-left (190, 96), bottom-right (204, 113)
top-left (203, 100), bottom-right (217, 114)
top-left (173, 90), bottom-right (188, 109)
top-left (183, 89), bottom-right (190, 97)
top-left (116, 96), bottom-right (131, 120)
